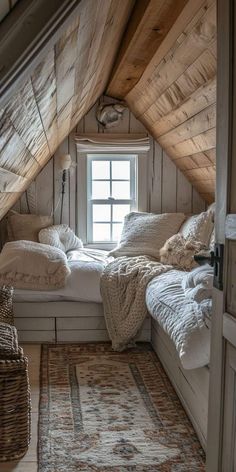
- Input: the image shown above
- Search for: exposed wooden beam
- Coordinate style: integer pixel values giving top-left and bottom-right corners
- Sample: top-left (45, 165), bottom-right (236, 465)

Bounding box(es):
top-left (107, 0), bottom-right (189, 99)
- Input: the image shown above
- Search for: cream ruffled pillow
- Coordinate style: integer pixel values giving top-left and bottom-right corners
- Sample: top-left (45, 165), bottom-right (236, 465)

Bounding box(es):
top-left (160, 234), bottom-right (207, 271)
top-left (39, 225), bottom-right (83, 253)
top-left (0, 241), bottom-right (71, 290)
top-left (109, 212), bottom-right (186, 260)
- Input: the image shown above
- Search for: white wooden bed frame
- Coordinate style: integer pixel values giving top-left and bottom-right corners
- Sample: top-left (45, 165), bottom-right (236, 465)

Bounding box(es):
top-left (151, 318), bottom-right (209, 451)
top-left (13, 301), bottom-right (151, 343)
top-left (13, 300), bottom-right (208, 451)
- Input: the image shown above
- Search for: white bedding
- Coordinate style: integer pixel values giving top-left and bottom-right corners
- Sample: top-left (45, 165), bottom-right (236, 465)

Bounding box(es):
top-left (13, 249), bottom-right (111, 303)
top-left (146, 266), bottom-right (213, 369)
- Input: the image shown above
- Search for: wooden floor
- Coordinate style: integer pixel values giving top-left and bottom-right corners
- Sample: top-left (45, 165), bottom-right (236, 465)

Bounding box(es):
top-left (1, 345), bottom-right (41, 472)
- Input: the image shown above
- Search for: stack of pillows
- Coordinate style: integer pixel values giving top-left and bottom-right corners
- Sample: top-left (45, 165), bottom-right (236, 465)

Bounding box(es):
top-left (109, 206), bottom-right (215, 271)
top-left (0, 213), bottom-right (83, 290)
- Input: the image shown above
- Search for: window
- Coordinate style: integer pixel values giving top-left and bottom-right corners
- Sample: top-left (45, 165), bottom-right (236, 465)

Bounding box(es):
top-left (87, 154), bottom-right (137, 243)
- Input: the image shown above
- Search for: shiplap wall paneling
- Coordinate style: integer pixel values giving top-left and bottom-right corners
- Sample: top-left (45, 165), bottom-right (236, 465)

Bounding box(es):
top-left (16, 100), bottom-right (205, 232)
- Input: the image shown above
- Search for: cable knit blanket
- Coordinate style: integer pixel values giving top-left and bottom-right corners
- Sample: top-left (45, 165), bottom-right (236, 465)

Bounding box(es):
top-left (100, 256), bottom-right (172, 351)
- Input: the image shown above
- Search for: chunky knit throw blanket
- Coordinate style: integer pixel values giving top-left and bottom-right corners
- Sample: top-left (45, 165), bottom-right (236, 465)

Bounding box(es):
top-left (100, 256), bottom-right (172, 351)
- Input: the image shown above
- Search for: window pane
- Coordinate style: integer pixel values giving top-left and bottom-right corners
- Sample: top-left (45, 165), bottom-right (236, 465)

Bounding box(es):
top-left (92, 181), bottom-right (110, 199)
top-left (113, 204), bottom-right (130, 221)
top-left (93, 204), bottom-right (111, 222)
top-left (93, 224), bottom-right (110, 241)
top-left (92, 161), bottom-right (110, 179)
top-left (112, 181), bottom-right (130, 199)
top-left (112, 161), bottom-right (130, 180)
top-left (112, 223), bottom-right (123, 241)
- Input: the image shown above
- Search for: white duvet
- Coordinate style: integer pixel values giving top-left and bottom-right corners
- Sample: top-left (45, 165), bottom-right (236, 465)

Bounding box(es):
top-left (14, 248), bottom-right (111, 303)
top-left (146, 265), bottom-right (213, 369)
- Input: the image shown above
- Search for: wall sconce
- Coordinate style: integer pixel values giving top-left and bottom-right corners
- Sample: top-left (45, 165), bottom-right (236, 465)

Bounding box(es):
top-left (60, 154), bottom-right (71, 223)
top-left (60, 154), bottom-right (72, 170)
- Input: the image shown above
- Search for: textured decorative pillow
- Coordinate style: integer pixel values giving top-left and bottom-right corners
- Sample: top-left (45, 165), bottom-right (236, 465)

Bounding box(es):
top-left (179, 210), bottom-right (214, 246)
top-left (7, 213), bottom-right (53, 242)
top-left (39, 224), bottom-right (83, 253)
top-left (160, 234), bottom-right (207, 271)
top-left (0, 241), bottom-right (71, 290)
top-left (109, 212), bottom-right (186, 259)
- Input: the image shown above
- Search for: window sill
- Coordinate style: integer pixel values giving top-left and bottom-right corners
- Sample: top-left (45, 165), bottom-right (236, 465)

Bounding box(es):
top-left (85, 242), bottom-right (117, 251)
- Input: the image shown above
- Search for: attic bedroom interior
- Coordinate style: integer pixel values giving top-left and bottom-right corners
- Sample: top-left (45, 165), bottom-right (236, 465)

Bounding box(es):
top-left (0, 0), bottom-right (235, 470)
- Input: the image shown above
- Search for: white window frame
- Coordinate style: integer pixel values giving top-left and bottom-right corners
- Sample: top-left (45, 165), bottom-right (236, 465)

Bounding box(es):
top-left (87, 154), bottom-right (136, 245)
top-left (77, 151), bottom-right (148, 249)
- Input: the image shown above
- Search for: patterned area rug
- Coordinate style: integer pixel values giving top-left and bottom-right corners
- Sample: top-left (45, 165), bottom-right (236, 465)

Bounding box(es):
top-left (38, 343), bottom-right (205, 471)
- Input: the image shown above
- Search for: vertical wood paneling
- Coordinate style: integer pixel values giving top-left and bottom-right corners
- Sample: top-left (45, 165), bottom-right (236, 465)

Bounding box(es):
top-left (35, 161), bottom-right (54, 216)
top-left (149, 140), bottom-right (162, 213)
top-left (53, 139), bottom-right (70, 225)
top-left (162, 151), bottom-right (177, 213)
top-left (176, 170), bottom-right (192, 213)
top-left (68, 130), bottom-right (77, 232)
top-left (17, 99), bottom-right (206, 227)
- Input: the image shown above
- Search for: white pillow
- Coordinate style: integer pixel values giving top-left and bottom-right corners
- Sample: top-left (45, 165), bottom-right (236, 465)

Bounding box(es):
top-left (0, 241), bottom-right (71, 290)
top-left (39, 225), bottom-right (83, 253)
top-left (109, 212), bottom-right (185, 259)
top-left (179, 211), bottom-right (214, 246)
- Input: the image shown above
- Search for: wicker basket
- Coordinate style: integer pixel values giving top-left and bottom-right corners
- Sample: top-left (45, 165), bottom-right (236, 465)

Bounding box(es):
top-left (0, 321), bottom-right (31, 462)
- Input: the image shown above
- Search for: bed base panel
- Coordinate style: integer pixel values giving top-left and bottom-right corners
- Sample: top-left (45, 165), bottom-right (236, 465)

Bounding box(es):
top-left (14, 301), bottom-right (151, 344)
top-left (151, 319), bottom-right (209, 451)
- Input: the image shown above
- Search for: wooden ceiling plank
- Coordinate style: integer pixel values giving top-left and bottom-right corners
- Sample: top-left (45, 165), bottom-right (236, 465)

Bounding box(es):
top-left (0, 192), bottom-right (22, 220)
top-left (149, 76), bottom-right (216, 137)
top-left (198, 192), bottom-right (215, 204)
top-left (55, 15), bottom-right (80, 142)
top-left (176, 151), bottom-right (215, 171)
top-left (126, 0), bottom-right (216, 113)
top-left (158, 103), bottom-right (216, 148)
top-left (0, 115), bottom-right (41, 178)
top-left (204, 148), bottom-right (216, 163)
top-left (4, 78), bottom-right (50, 165)
top-left (0, 167), bottom-right (28, 192)
top-left (183, 166), bottom-right (216, 182)
top-left (81, 0), bottom-right (134, 114)
top-left (166, 127), bottom-right (216, 159)
top-left (194, 179), bottom-right (215, 192)
top-left (71, 0), bottom-right (134, 129)
top-left (107, 0), bottom-right (189, 99)
top-left (31, 49), bottom-right (58, 156)
top-left (142, 48), bottom-right (216, 131)
top-left (71, 0), bottom-right (112, 126)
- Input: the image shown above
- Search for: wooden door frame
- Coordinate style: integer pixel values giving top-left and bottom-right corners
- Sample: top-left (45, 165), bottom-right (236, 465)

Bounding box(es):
top-left (206, 0), bottom-right (233, 470)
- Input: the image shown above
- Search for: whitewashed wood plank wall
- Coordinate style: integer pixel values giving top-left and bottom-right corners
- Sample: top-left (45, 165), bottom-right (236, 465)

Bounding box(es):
top-left (13, 98), bottom-right (205, 233)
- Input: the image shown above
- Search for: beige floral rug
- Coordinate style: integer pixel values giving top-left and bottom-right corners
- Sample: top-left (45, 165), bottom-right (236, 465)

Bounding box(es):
top-left (38, 343), bottom-right (205, 471)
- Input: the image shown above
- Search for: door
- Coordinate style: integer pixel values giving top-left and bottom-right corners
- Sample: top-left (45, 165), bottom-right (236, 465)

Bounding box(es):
top-left (206, 0), bottom-right (236, 470)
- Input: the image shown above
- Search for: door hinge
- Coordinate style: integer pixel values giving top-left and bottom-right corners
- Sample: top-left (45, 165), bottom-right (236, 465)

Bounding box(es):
top-left (211, 243), bottom-right (224, 291)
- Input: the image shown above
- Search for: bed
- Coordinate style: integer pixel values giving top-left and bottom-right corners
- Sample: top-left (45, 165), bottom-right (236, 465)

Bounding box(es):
top-left (13, 248), bottom-right (151, 343)
top-left (146, 267), bottom-right (213, 450)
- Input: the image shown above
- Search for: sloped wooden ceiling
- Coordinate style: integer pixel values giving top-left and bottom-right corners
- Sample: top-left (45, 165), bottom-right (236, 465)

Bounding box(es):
top-left (107, 0), bottom-right (216, 203)
top-left (0, 0), bottom-right (134, 219)
top-left (0, 0), bottom-right (19, 23)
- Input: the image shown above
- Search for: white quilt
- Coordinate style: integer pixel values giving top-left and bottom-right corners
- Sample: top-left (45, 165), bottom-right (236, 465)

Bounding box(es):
top-left (146, 266), bottom-right (213, 369)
